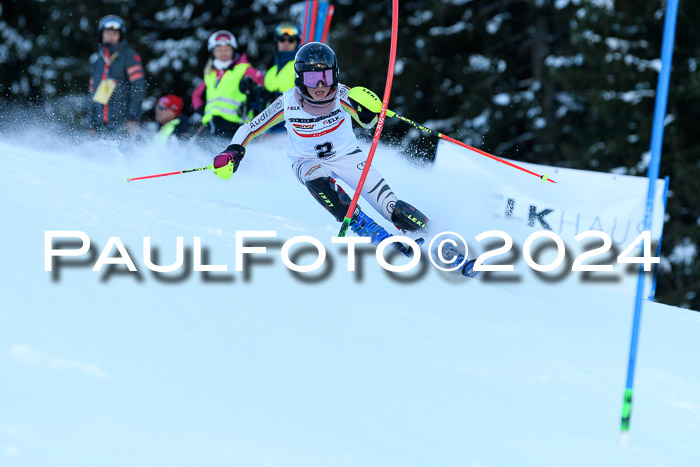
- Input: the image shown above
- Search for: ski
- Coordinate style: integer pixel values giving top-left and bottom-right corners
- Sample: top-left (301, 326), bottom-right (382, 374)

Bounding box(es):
top-left (446, 253), bottom-right (478, 278)
top-left (430, 245), bottom-right (479, 278)
top-left (394, 237), bottom-right (424, 257)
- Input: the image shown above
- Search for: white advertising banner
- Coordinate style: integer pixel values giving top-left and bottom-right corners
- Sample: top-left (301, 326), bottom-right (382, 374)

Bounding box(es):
top-left (434, 139), bottom-right (667, 298)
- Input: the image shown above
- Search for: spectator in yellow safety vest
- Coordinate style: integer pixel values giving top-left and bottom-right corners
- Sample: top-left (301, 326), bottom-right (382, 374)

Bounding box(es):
top-left (264, 22), bottom-right (301, 97)
top-left (155, 94), bottom-right (192, 142)
top-left (243, 21), bottom-right (302, 132)
top-left (190, 30), bottom-right (265, 140)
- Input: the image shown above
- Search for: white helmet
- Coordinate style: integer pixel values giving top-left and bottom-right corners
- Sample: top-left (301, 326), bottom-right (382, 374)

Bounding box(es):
top-left (207, 30), bottom-right (238, 52)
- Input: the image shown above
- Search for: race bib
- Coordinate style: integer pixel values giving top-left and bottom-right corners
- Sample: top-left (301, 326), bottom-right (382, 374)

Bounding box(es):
top-left (93, 79), bottom-right (117, 105)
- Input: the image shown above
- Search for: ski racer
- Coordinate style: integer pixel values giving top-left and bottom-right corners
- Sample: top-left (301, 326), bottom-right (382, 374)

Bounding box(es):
top-left (209, 42), bottom-right (429, 245)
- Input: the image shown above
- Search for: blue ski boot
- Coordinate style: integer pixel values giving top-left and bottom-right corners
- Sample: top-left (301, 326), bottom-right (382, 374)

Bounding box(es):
top-left (350, 210), bottom-right (392, 246)
top-left (431, 242), bottom-right (479, 278)
top-left (351, 210), bottom-right (421, 257)
top-left (461, 259), bottom-right (479, 278)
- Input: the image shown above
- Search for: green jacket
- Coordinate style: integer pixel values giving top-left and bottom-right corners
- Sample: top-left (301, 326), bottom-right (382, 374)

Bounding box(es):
top-left (264, 60), bottom-right (296, 94)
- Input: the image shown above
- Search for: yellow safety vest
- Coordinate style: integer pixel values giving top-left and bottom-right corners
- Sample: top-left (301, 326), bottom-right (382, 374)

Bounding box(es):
top-left (202, 63), bottom-right (249, 125)
top-left (156, 118), bottom-right (180, 143)
top-left (264, 60), bottom-right (296, 94)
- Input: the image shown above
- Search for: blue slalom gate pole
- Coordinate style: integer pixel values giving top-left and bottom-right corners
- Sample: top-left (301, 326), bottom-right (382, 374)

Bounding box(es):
top-left (621, 0), bottom-right (679, 439)
top-left (650, 175), bottom-right (671, 301)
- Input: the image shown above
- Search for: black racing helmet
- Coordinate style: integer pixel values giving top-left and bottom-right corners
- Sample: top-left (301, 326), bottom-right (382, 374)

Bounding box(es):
top-left (294, 42), bottom-right (339, 100)
top-left (98, 15), bottom-right (126, 43)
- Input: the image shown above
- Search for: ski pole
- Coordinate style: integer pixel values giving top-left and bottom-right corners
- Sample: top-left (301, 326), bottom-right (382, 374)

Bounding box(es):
top-left (387, 110), bottom-right (556, 184)
top-left (338, 0), bottom-right (399, 237)
top-left (125, 164), bottom-right (212, 182)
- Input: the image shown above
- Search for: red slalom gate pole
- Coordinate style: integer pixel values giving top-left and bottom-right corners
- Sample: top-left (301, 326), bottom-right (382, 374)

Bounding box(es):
top-left (125, 165), bottom-right (212, 182)
top-left (321, 4), bottom-right (335, 43)
top-left (302, 0), bottom-right (310, 44)
top-left (338, 0), bottom-right (399, 237)
top-left (309, 0), bottom-right (319, 43)
top-left (387, 111), bottom-right (557, 184)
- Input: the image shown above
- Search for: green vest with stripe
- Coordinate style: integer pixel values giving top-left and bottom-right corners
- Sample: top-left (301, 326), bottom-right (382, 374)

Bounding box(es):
top-left (264, 60), bottom-right (296, 94)
top-left (156, 118), bottom-right (180, 143)
top-left (202, 63), bottom-right (249, 125)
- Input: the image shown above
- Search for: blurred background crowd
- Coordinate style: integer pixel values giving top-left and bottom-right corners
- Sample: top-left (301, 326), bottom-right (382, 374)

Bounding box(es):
top-left (0, 0), bottom-right (698, 309)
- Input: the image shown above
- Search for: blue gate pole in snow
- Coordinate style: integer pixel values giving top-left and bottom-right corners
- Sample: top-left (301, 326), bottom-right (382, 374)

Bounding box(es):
top-left (621, 0), bottom-right (679, 439)
top-left (650, 175), bottom-right (671, 301)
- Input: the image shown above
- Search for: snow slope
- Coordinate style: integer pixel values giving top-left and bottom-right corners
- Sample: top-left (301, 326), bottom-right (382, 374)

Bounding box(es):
top-left (1, 129), bottom-right (699, 467)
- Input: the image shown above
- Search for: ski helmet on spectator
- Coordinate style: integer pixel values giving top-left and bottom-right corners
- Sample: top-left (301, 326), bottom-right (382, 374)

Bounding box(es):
top-left (274, 22), bottom-right (300, 44)
top-left (207, 30), bottom-right (238, 52)
top-left (98, 15), bottom-right (126, 42)
top-left (157, 94), bottom-right (184, 117)
top-left (294, 42), bottom-right (339, 100)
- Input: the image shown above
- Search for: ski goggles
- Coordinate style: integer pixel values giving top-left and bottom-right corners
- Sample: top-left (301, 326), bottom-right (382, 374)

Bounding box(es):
top-left (212, 35), bottom-right (233, 47)
top-left (102, 20), bottom-right (123, 30)
top-left (209, 32), bottom-right (237, 50)
top-left (275, 24), bottom-right (300, 37)
top-left (157, 99), bottom-right (173, 110)
top-left (302, 69), bottom-right (335, 88)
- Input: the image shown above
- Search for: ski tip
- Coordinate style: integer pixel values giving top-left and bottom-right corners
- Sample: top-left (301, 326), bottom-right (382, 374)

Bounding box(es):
top-left (620, 431), bottom-right (629, 448)
top-left (124, 177), bottom-right (131, 183)
top-left (461, 259), bottom-right (479, 278)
